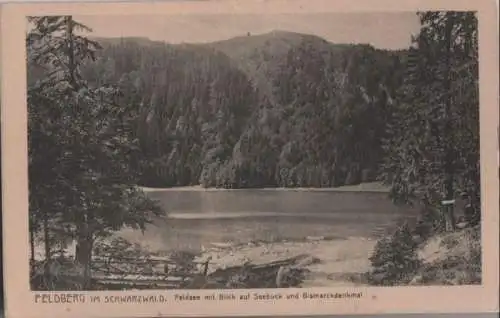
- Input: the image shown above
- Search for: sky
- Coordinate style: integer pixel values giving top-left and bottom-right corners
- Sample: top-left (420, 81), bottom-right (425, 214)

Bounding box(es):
top-left (75, 12), bottom-right (421, 50)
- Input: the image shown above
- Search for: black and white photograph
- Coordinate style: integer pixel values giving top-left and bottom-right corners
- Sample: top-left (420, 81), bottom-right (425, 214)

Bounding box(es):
top-left (2, 1), bottom-right (499, 317)
top-left (24, 10), bottom-right (484, 291)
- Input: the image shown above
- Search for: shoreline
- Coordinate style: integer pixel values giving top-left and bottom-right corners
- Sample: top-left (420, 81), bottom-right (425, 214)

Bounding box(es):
top-left (32, 234), bottom-right (377, 287)
top-left (139, 182), bottom-right (390, 193)
top-left (193, 236), bottom-right (376, 287)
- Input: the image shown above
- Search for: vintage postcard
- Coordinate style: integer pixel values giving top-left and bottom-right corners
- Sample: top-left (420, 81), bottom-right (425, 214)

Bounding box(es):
top-left (1, 0), bottom-right (499, 317)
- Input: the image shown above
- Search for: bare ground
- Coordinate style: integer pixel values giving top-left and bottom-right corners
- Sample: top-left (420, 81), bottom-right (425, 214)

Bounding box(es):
top-left (193, 237), bottom-right (376, 287)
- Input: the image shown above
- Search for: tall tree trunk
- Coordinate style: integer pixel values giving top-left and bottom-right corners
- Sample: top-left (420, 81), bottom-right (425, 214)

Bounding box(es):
top-left (42, 209), bottom-right (53, 289)
top-left (66, 14), bottom-right (94, 289)
top-left (74, 209), bottom-right (95, 289)
top-left (75, 228), bottom-right (93, 289)
top-left (443, 13), bottom-right (456, 232)
top-left (42, 210), bottom-right (50, 260)
top-left (29, 218), bottom-right (35, 265)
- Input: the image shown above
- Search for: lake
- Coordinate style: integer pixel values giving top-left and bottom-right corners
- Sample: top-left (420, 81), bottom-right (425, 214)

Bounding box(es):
top-left (119, 188), bottom-right (419, 254)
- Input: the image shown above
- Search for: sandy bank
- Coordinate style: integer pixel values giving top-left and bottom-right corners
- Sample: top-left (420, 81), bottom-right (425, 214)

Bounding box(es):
top-left (195, 237), bottom-right (376, 287)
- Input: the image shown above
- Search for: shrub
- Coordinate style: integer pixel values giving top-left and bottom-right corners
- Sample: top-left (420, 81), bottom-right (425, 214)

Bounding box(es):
top-left (367, 223), bottom-right (422, 285)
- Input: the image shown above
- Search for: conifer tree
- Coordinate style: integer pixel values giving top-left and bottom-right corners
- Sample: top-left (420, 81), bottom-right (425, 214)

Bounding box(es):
top-left (380, 12), bottom-right (479, 231)
top-left (27, 16), bottom-right (163, 289)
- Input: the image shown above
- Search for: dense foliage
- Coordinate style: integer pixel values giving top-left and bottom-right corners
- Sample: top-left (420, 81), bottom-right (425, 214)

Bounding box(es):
top-left (81, 33), bottom-right (405, 188)
top-left (27, 16), bottom-right (164, 289)
top-left (380, 12), bottom-right (480, 229)
top-left (367, 223), bottom-right (422, 286)
top-left (368, 11), bottom-right (480, 285)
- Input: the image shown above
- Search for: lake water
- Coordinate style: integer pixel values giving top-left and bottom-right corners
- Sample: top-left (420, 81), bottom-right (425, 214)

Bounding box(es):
top-left (119, 189), bottom-right (419, 253)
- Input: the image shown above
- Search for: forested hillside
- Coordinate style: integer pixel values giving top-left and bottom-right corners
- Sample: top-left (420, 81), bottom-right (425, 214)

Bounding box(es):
top-left (81, 31), bottom-right (406, 188)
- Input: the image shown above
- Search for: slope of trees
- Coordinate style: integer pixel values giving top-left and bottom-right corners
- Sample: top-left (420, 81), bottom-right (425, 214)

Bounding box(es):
top-left (27, 16), bottom-right (164, 289)
top-left (81, 40), bottom-right (257, 187)
top-left (80, 33), bottom-right (405, 188)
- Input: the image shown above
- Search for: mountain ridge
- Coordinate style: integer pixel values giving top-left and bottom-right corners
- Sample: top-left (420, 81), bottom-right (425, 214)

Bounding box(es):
top-left (92, 30), bottom-right (344, 50)
top-left (81, 30), bottom-right (407, 189)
